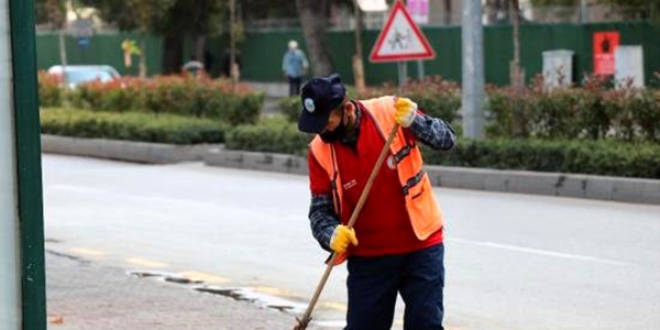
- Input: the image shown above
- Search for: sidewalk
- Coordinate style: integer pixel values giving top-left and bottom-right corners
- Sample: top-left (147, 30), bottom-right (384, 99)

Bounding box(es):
top-left (246, 81), bottom-right (290, 116)
top-left (46, 250), bottom-right (310, 330)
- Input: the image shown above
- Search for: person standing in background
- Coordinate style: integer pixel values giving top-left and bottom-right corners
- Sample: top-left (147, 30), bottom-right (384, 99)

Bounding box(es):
top-left (283, 40), bottom-right (309, 96)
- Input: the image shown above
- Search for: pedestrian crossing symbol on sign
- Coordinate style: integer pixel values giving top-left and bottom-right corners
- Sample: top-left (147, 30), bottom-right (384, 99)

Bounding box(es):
top-left (369, 0), bottom-right (435, 63)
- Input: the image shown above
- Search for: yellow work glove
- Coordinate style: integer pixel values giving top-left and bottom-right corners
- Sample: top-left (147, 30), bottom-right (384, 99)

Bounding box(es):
top-left (329, 225), bottom-right (358, 254)
top-left (394, 97), bottom-right (418, 128)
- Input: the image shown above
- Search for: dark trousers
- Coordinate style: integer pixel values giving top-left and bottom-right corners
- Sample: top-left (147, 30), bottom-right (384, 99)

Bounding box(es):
top-left (345, 244), bottom-right (445, 330)
top-left (288, 76), bottom-right (302, 96)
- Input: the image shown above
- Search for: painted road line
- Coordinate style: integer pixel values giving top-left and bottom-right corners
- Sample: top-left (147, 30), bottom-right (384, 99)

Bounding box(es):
top-left (312, 320), bottom-right (345, 327)
top-left (177, 271), bottom-right (230, 284)
top-left (320, 301), bottom-right (348, 312)
top-left (69, 248), bottom-right (107, 257)
top-left (449, 238), bottom-right (631, 266)
top-left (126, 257), bottom-right (169, 268)
top-left (254, 286), bottom-right (299, 298)
top-left (314, 319), bottom-right (462, 329)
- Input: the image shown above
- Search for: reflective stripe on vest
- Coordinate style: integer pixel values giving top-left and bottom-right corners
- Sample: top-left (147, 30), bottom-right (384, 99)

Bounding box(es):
top-left (309, 96), bottom-right (443, 241)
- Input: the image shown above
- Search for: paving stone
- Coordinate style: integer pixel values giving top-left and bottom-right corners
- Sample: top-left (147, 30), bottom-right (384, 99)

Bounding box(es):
top-left (46, 251), bottom-right (310, 330)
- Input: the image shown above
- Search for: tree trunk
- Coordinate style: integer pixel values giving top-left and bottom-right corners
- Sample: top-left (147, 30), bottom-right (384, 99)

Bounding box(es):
top-left (163, 34), bottom-right (184, 74)
top-left (443, 0), bottom-right (452, 25)
top-left (58, 29), bottom-right (69, 88)
top-left (229, 0), bottom-right (238, 84)
top-left (193, 0), bottom-right (209, 65)
top-left (510, 0), bottom-right (524, 89)
top-left (485, 0), bottom-right (496, 23)
top-left (139, 35), bottom-right (147, 78)
top-left (352, 0), bottom-right (365, 93)
top-left (296, 0), bottom-right (333, 76)
top-left (487, 0), bottom-right (510, 23)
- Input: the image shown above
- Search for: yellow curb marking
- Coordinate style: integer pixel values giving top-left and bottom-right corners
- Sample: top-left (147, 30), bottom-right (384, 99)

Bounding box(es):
top-left (126, 258), bottom-right (168, 268)
top-left (48, 314), bottom-right (64, 325)
top-left (320, 301), bottom-right (348, 312)
top-left (69, 248), bottom-right (107, 257)
top-left (254, 286), bottom-right (296, 297)
top-left (394, 320), bottom-right (460, 329)
top-left (177, 271), bottom-right (230, 284)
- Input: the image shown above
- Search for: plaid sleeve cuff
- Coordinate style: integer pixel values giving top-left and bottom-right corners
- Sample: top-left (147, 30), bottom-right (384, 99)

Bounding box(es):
top-left (309, 194), bottom-right (340, 252)
top-left (409, 112), bottom-right (457, 150)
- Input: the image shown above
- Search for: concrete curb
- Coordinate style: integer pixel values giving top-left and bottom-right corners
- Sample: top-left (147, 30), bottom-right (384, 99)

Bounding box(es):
top-left (204, 147), bottom-right (308, 175)
top-left (204, 149), bottom-right (660, 205)
top-left (41, 135), bottom-right (219, 164)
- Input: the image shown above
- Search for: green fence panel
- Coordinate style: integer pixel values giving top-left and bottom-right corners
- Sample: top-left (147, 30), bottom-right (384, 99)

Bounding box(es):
top-left (35, 22), bottom-right (660, 86)
top-left (36, 32), bottom-right (162, 77)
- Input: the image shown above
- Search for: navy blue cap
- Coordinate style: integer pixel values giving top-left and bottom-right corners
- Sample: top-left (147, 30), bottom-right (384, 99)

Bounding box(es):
top-left (297, 74), bottom-right (346, 134)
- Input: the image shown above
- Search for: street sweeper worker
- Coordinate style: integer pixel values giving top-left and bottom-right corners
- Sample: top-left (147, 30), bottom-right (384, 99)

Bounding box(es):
top-left (297, 74), bottom-right (457, 330)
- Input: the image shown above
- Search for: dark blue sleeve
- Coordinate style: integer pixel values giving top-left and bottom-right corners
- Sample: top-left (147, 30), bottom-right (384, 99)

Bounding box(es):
top-left (407, 112), bottom-right (457, 150)
top-left (309, 194), bottom-right (339, 252)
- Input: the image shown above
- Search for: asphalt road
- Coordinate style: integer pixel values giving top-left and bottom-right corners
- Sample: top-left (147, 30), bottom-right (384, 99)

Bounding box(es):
top-left (42, 155), bottom-right (660, 330)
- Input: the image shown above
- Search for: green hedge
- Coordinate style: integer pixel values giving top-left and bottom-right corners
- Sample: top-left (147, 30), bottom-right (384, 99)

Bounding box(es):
top-left (422, 139), bottom-right (660, 179)
top-left (279, 97), bottom-right (302, 123)
top-left (486, 82), bottom-right (660, 142)
top-left (48, 75), bottom-right (264, 125)
top-left (41, 108), bottom-right (228, 145)
top-left (225, 115), bottom-right (312, 155)
top-left (38, 71), bottom-right (64, 108)
top-left (281, 75), bottom-right (660, 143)
top-left (224, 120), bottom-right (660, 179)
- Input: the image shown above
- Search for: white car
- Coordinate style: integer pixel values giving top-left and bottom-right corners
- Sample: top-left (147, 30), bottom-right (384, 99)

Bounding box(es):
top-left (47, 65), bottom-right (121, 89)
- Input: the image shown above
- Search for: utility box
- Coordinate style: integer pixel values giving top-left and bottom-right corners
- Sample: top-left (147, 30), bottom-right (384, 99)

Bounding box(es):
top-left (542, 49), bottom-right (574, 89)
top-left (615, 45), bottom-right (645, 88)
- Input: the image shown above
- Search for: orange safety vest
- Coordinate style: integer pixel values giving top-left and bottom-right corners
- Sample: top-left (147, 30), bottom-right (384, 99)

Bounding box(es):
top-left (309, 96), bottom-right (444, 246)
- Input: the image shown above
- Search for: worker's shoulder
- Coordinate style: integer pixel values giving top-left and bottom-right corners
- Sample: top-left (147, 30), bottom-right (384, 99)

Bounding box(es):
top-left (359, 96), bottom-right (396, 114)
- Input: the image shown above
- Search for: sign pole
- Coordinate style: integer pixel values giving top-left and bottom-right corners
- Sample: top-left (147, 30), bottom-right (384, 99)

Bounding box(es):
top-left (397, 61), bottom-right (404, 94)
top-left (461, 0), bottom-right (485, 138)
top-left (416, 60), bottom-right (424, 80)
top-left (402, 60), bottom-right (408, 86)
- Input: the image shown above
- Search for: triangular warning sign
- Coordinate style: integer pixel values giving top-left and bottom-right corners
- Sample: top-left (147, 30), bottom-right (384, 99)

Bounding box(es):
top-left (369, 0), bottom-right (435, 63)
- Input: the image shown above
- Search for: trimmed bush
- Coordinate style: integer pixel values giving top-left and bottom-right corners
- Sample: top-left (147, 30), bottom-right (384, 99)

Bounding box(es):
top-left (422, 139), bottom-right (660, 179)
top-left (279, 97), bottom-right (302, 123)
top-left (486, 77), bottom-right (660, 143)
top-left (602, 88), bottom-right (660, 142)
top-left (41, 108), bottom-right (227, 145)
top-left (38, 71), bottom-right (64, 107)
top-left (278, 75), bottom-right (660, 143)
top-left (69, 76), bottom-right (264, 125)
top-left (225, 115), bottom-right (311, 155)
top-left (400, 76), bottom-right (461, 123)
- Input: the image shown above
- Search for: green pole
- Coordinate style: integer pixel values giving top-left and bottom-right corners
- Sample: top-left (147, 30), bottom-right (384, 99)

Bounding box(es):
top-left (9, 0), bottom-right (47, 328)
